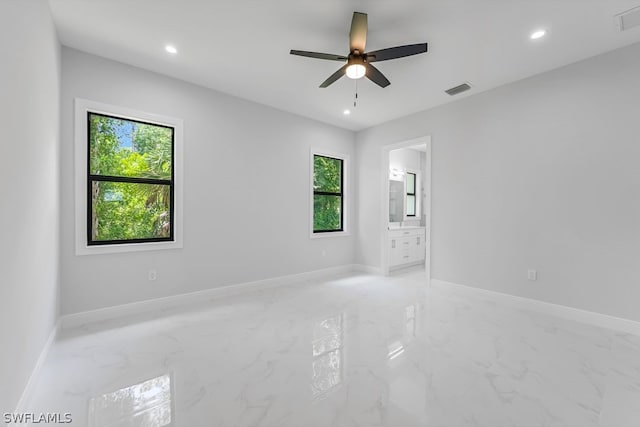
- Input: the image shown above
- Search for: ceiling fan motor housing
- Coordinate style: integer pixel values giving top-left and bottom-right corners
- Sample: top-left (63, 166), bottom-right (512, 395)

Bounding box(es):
top-left (347, 53), bottom-right (366, 66)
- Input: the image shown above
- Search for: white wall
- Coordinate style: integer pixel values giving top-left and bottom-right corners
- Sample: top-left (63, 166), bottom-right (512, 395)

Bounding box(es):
top-left (60, 48), bottom-right (356, 315)
top-left (389, 148), bottom-right (422, 177)
top-left (356, 42), bottom-right (640, 322)
top-left (0, 0), bottom-right (60, 412)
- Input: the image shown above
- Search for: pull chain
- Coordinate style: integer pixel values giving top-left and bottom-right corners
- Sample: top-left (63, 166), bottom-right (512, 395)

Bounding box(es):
top-left (354, 79), bottom-right (359, 108)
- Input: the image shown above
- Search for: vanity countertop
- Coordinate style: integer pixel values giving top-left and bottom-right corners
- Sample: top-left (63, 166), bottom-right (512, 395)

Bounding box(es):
top-left (388, 225), bottom-right (425, 231)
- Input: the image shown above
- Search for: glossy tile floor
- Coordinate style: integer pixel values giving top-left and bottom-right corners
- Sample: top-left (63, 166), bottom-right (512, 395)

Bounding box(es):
top-left (28, 271), bottom-right (640, 426)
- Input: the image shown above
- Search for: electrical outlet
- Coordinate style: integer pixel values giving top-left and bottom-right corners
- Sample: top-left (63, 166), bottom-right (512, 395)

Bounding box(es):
top-left (148, 269), bottom-right (157, 281)
top-left (527, 269), bottom-right (537, 281)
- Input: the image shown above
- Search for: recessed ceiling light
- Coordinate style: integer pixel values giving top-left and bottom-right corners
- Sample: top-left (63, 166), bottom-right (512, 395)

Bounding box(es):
top-left (165, 45), bottom-right (178, 54)
top-left (343, 109), bottom-right (351, 115)
top-left (530, 30), bottom-right (546, 40)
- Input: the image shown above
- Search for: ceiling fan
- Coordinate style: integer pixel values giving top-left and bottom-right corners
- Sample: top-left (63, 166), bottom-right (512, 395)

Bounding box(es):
top-left (290, 12), bottom-right (428, 88)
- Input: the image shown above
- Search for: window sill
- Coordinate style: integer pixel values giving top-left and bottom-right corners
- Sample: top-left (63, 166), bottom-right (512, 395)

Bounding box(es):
top-left (76, 240), bottom-right (182, 256)
top-left (310, 231), bottom-right (350, 239)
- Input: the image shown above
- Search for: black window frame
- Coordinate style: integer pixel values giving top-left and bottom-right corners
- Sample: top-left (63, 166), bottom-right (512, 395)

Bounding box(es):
top-left (87, 111), bottom-right (175, 246)
top-left (313, 154), bottom-right (344, 233)
top-left (406, 172), bottom-right (416, 217)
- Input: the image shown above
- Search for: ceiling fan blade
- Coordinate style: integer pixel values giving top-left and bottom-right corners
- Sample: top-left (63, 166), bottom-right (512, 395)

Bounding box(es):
top-left (349, 12), bottom-right (367, 52)
top-left (320, 64), bottom-right (348, 88)
top-left (365, 64), bottom-right (390, 88)
top-left (290, 50), bottom-right (348, 61)
top-left (366, 43), bottom-right (428, 63)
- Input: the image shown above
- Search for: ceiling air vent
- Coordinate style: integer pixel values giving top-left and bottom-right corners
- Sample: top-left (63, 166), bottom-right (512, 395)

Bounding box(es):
top-left (616, 6), bottom-right (640, 31)
top-left (445, 82), bottom-right (472, 96)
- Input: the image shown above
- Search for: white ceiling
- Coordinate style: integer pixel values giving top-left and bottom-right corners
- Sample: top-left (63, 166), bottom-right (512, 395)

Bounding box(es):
top-left (49, 0), bottom-right (640, 131)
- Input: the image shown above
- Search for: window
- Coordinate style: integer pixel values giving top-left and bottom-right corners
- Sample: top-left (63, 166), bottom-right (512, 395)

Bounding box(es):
top-left (75, 99), bottom-right (183, 255)
top-left (312, 154), bottom-right (344, 233)
top-left (406, 172), bottom-right (416, 217)
top-left (88, 112), bottom-right (174, 245)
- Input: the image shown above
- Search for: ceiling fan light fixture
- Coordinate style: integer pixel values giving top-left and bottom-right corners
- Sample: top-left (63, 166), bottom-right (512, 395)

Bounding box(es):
top-left (346, 64), bottom-right (366, 79)
top-left (346, 56), bottom-right (366, 79)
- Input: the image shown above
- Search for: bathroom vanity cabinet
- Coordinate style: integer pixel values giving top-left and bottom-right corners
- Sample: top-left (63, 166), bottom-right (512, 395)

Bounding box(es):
top-left (388, 227), bottom-right (426, 269)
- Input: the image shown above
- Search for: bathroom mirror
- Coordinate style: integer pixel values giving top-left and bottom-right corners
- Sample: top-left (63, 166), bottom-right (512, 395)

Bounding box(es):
top-left (389, 180), bottom-right (404, 223)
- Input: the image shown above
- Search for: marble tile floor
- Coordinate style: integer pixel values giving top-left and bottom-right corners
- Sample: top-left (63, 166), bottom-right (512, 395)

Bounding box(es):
top-left (25, 271), bottom-right (640, 427)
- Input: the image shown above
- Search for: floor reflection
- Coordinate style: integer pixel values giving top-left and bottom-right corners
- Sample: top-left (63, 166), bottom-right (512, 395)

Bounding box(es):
top-left (405, 304), bottom-right (417, 342)
top-left (88, 374), bottom-right (173, 427)
top-left (311, 313), bottom-right (344, 399)
top-left (387, 305), bottom-right (418, 363)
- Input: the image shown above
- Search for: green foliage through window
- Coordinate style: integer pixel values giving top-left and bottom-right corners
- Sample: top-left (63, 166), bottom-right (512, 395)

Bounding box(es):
top-left (313, 155), bottom-right (343, 232)
top-left (88, 112), bottom-right (174, 244)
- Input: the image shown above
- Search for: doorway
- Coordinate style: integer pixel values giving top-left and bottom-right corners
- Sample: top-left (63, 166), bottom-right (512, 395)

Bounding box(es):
top-left (380, 136), bottom-right (431, 277)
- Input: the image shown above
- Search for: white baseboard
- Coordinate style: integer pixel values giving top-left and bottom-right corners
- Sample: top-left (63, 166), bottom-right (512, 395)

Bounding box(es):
top-left (432, 279), bottom-right (640, 336)
top-left (14, 320), bottom-right (60, 412)
top-left (352, 264), bottom-right (384, 275)
top-left (60, 265), bottom-right (356, 330)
